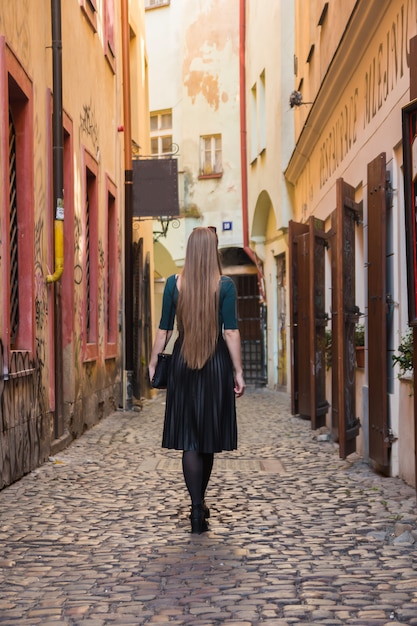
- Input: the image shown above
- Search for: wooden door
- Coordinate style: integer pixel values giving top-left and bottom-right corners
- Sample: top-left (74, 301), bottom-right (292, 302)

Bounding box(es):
top-left (330, 178), bottom-right (361, 458)
top-left (289, 217), bottom-right (328, 427)
top-left (289, 220), bottom-right (309, 415)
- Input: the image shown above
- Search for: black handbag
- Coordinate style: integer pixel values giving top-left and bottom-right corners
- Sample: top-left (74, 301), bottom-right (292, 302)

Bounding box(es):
top-left (151, 352), bottom-right (172, 389)
top-left (151, 278), bottom-right (176, 389)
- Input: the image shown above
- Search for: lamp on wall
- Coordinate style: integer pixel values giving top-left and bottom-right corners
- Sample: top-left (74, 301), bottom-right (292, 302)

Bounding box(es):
top-left (289, 91), bottom-right (313, 108)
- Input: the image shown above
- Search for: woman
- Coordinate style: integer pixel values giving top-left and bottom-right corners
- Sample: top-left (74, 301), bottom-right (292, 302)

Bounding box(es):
top-left (149, 227), bottom-right (245, 534)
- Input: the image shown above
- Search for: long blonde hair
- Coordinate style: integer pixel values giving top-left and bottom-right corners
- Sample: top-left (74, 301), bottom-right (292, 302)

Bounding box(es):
top-left (177, 228), bottom-right (222, 369)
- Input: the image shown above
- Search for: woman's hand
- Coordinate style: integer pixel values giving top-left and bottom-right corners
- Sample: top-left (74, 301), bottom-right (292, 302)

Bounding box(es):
top-left (234, 371), bottom-right (246, 397)
top-left (224, 329), bottom-right (245, 397)
top-left (148, 363), bottom-right (156, 383)
top-left (148, 328), bottom-right (170, 383)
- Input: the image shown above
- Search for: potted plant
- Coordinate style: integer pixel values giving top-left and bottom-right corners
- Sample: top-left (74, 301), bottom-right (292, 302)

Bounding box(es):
top-left (325, 328), bottom-right (332, 370)
top-left (355, 323), bottom-right (365, 368)
top-left (392, 328), bottom-right (413, 380)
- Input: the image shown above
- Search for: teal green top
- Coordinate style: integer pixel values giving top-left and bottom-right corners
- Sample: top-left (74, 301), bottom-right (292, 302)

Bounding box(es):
top-left (159, 274), bottom-right (238, 331)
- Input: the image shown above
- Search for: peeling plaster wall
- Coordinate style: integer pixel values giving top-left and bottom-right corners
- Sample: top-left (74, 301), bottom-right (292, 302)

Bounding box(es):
top-left (146, 0), bottom-right (243, 266)
top-left (0, 1), bottom-right (152, 488)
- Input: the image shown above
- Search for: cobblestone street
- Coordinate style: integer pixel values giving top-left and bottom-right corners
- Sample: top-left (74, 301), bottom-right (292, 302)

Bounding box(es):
top-left (0, 388), bottom-right (416, 625)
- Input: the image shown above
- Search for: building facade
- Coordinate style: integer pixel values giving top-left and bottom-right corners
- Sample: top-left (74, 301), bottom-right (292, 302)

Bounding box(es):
top-left (145, 0), bottom-right (267, 385)
top-left (0, 0), bottom-right (153, 489)
top-left (243, 0), bottom-right (295, 391)
top-left (286, 0), bottom-right (417, 486)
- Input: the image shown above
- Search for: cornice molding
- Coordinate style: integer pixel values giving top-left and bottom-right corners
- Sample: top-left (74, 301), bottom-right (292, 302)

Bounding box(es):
top-left (285, 0), bottom-right (391, 185)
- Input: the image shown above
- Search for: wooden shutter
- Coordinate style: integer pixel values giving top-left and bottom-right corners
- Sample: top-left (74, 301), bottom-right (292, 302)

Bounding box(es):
top-left (330, 179), bottom-right (361, 458)
top-left (289, 217), bottom-right (328, 427)
top-left (367, 153), bottom-right (389, 468)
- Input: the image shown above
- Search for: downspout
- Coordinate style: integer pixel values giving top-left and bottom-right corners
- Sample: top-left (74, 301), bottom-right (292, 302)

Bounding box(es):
top-left (121, 0), bottom-right (134, 408)
top-left (239, 0), bottom-right (265, 302)
top-left (48, 0), bottom-right (64, 439)
top-left (47, 0), bottom-right (64, 284)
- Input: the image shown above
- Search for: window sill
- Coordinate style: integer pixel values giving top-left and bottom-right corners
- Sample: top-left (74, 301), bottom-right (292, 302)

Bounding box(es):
top-left (83, 343), bottom-right (98, 362)
top-left (198, 172), bottom-right (223, 180)
top-left (105, 343), bottom-right (117, 359)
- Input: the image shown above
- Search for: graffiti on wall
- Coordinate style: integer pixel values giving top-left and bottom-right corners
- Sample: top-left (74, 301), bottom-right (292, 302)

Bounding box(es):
top-left (0, 2), bottom-right (31, 66)
top-left (80, 101), bottom-right (99, 153)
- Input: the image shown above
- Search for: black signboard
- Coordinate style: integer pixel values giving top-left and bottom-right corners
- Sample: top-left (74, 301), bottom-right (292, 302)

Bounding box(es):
top-left (132, 157), bottom-right (179, 218)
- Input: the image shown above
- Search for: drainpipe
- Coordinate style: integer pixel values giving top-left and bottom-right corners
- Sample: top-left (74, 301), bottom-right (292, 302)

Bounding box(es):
top-left (47, 0), bottom-right (64, 284)
top-left (48, 0), bottom-right (64, 438)
top-left (121, 0), bottom-right (133, 409)
top-left (239, 0), bottom-right (265, 302)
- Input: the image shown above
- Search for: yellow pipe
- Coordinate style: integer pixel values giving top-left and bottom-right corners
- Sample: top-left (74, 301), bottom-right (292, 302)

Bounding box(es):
top-left (46, 199), bottom-right (64, 283)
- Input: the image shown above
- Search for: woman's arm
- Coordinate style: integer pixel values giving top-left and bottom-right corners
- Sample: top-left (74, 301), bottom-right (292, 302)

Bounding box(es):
top-left (224, 328), bottom-right (245, 397)
top-left (148, 328), bottom-right (173, 382)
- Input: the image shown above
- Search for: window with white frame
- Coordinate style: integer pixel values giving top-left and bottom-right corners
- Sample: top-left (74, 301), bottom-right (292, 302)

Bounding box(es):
top-left (145, 0), bottom-right (170, 10)
top-left (250, 83), bottom-right (257, 162)
top-left (200, 134), bottom-right (222, 177)
top-left (259, 71), bottom-right (266, 153)
top-left (150, 110), bottom-right (173, 156)
top-left (250, 70), bottom-right (266, 161)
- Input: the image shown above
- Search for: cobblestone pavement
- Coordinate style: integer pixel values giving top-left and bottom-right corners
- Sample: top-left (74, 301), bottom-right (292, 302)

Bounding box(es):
top-left (0, 388), bottom-right (416, 626)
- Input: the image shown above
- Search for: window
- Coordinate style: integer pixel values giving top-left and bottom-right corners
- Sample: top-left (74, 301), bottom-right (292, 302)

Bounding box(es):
top-left (250, 83), bottom-right (257, 162)
top-left (105, 176), bottom-right (118, 358)
top-left (259, 71), bottom-right (266, 153)
top-left (150, 110), bottom-right (173, 156)
top-left (80, 0), bottom-right (97, 32)
top-left (145, 0), bottom-right (170, 9)
top-left (250, 71), bottom-right (266, 162)
top-left (104, 0), bottom-right (115, 73)
top-left (82, 150), bottom-right (99, 361)
top-left (1, 42), bottom-right (35, 355)
top-left (199, 134), bottom-right (222, 177)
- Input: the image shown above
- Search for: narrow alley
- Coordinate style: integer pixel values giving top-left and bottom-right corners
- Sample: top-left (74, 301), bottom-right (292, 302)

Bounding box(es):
top-left (0, 389), bottom-right (416, 626)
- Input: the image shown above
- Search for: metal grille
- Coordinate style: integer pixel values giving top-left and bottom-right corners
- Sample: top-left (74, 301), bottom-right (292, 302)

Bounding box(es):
top-left (86, 189), bottom-right (91, 341)
top-left (107, 198), bottom-right (112, 338)
top-left (9, 109), bottom-right (19, 346)
top-left (235, 274), bottom-right (267, 386)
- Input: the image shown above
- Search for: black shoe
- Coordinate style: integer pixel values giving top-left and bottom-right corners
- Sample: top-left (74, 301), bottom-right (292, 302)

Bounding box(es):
top-left (190, 503), bottom-right (209, 534)
top-left (189, 500), bottom-right (210, 520)
top-left (202, 500), bottom-right (210, 519)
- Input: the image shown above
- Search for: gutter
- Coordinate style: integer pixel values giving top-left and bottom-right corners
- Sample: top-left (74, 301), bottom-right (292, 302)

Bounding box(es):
top-left (48, 0), bottom-right (64, 440)
top-left (239, 0), bottom-right (266, 302)
top-left (46, 0), bottom-right (64, 283)
top-left (121, 0), bottom-right (134, 407)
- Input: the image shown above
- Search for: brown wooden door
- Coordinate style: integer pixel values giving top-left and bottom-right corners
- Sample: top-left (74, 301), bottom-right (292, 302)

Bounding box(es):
top-left (330, 179), bottom-right (361, 458)
top-left (368, 153), bottom-right (389, 468)
top-left (289, 217), bottom-right (328, 427)
top-left (289, 220), bottom-right (309, 416)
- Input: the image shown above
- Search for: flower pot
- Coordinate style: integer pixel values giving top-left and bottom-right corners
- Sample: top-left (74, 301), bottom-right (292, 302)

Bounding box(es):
top-left (356, 346), bottom-right (365, 368)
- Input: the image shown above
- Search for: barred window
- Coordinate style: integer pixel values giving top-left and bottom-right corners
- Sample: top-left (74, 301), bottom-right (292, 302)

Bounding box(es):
top-left (83, 151), bottom-right (99, 361)
top-left (4, 53), bottom-right (34, 354)
top-left (9, 109), bottom-right (19, 347)
top-left (105, 177), bottom-right (118, 357)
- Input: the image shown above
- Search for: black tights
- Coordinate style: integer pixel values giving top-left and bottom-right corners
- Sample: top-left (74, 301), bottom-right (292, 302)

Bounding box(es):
top-left (182, 451), bottom-right (214, 505)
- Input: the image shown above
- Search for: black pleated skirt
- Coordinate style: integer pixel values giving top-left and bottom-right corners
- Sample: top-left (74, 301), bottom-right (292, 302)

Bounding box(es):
top-left (162, 335), bottom-right (237, 453)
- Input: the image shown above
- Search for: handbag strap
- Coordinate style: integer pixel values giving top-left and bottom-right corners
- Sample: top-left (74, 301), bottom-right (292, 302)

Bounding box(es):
top-left (163, 275), bottom-right (177, 351)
